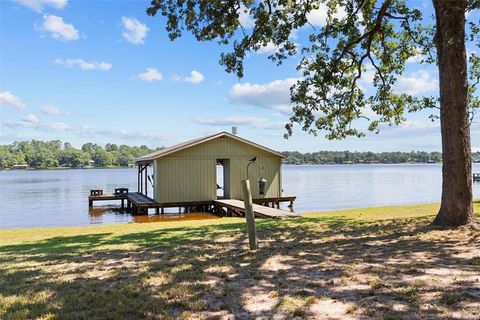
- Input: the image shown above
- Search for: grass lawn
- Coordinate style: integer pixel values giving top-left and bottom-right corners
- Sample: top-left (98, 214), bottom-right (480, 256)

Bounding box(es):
top-left (1, 202), bottom-right (479, 319)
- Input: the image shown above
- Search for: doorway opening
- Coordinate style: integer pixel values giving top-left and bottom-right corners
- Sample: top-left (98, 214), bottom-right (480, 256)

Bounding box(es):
top-left (216, 159), bottom-right (230, 199)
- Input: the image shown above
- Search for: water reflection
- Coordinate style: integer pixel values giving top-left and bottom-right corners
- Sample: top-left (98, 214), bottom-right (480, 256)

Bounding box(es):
top-left (131, 212), bottom-right (219, 223)
top-left (88, 206), bottom-right (219, 224)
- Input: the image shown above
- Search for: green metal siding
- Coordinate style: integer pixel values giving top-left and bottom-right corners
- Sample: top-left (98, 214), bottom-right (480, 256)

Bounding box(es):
top-left (153, 161), bottom-right (158, 201)
top-left (228, 157), bottom-right (281, 200)
top-left (172, 136), bottom-right (276, 158)
top-left (155, 157), bottom-right (216, 203)
top-left (154, 136), bottom-right (282, 203)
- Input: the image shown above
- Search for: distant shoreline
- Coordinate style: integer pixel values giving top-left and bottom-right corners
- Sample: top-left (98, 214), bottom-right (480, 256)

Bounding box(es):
top-left (0, 166), bottom-right (133, 171)
top-left (0, 162), bottom-right (453, 172)
top-left (4, 161), bottom-right (480, 172)
top-left (2, 140), bottom-right (478, 171)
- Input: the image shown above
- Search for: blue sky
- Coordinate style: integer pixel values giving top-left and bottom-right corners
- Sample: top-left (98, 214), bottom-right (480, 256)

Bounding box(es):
top-left (0, 0), bottom-right (478, 152)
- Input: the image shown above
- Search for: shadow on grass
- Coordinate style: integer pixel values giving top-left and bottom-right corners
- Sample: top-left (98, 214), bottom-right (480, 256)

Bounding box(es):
top-left (0, 214), bottom-right (479, 319)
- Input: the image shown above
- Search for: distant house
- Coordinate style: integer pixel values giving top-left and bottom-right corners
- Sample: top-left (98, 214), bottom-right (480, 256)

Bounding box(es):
top-left (135, 132), bottom-right (284, 203)
top-left (79, 160), bottom-right (95, 169)
top-left (11, 164), bottom-right (29, 170)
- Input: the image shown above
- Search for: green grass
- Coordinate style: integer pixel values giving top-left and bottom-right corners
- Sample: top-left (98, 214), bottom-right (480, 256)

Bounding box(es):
top-left (0, 201), bottom-right (479, 319)
top-left (0, 203), bottom-right (444, 246)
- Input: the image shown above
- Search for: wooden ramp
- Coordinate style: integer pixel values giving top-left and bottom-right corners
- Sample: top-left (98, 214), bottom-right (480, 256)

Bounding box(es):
top-left (126, 192), bottom-right (158, 210)
top-left (214, 199), bottom-right (300, 219)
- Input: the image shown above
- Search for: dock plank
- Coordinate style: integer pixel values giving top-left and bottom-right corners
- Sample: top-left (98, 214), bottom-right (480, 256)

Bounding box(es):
top-left (214, 199), bottom-right (299, 219)
top-left (127, 192), bottom-right (157, 207)
top-left (88, 194), bottom-right (127, 201)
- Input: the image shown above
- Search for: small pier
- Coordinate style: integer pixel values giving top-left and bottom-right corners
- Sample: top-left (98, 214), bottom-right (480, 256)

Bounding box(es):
top-left (214, 199), bottom-right (299, 218)
top-left (88, 188), bottom-right (297, 218)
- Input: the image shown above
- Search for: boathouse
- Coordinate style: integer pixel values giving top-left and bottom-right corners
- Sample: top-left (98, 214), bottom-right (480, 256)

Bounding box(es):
top-left (89, 131), bottom-right (297, 218)
top-left (135, 131), bottom-right (285, 203)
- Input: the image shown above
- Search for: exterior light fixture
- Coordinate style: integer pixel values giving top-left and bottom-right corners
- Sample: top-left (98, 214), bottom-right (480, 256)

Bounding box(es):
top-left (246, 156), bottom-right (267, 195)
top-left (258, 177), bottom-right (267, 195)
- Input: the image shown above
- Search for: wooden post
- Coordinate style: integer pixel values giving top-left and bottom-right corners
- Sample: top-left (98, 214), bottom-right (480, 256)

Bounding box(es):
top-left (137, 165), bottom-right (141, 193)
top-left (241, 179), bottom-right (258, 250)
top-left (144, 165), bottom-right (148, 197)
top-left (121, 199), bottom-right (125, 208)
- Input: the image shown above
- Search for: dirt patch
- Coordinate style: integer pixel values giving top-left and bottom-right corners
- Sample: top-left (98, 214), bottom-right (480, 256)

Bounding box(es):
top-left (0, 214), bottom-right (479, 319)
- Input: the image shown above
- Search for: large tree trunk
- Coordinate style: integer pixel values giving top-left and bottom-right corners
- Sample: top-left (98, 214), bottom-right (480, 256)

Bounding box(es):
top-left (432, 0), bottom-right (473, 226)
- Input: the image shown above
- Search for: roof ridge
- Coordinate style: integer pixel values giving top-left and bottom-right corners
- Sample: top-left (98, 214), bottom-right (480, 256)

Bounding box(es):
top-left (135, 131), bottom-right (284, 163)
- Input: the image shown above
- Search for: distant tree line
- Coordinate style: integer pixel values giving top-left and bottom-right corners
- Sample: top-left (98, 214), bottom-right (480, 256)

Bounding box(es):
top-left (0, 140), bottom-right (161, 169)
top-left (1, 140), bottom-right (479, 169)
top-left (282, 151), bottom-right (480, 165)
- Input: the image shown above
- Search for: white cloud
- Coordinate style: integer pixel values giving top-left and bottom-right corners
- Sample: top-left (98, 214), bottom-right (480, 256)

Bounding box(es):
top-left (184, 70), bottom-right (204, 84)
top-left (23, 114), bottom-right (39, 124)
top-left (38, 15), bottom-right (79, 41)
top-left (138, 68), bottom-right (163, 82)
top-left (406, 54), bottom-right (426, 64)
top-left (15, 0), bottom-right (67, 12)
top-left (257, 42), bottom-right (280, 54)
top-left (238, 6), bottom-right (254, 28)
top-left (77, 125), bottom-right (165, 140)
top-left (307, 4), bottom-right (347, 27)
top-left (121, 17), bottom-right (148, 44)
top-left (228, 78), bottom-right (298, 113)
top-left (173, 70), bottom-right (205, 84)
top-left (0, 91), bottom-right (27, 109)
top-left (54, 58), bottom-right (112, 71)
top-left (2, 118), bottom-right (166, 141)
top-left (195, 115), bottom-right (283, 130)
top-left (3, 119), bottom-right (69, 131)
top-left (365, 117), bottom-right (441, 140)
top-left (399, 120), bottom-right (439, 131)
top-left (356, 64), bottom-right (376, 92)
top-left (41, 105), bottom-right (67, 115)
top-left (45, 121), bottom-right (69, 131)
top-left (396, 70), bottom-right (438, 95)
top-left (2, 120), bottom-right (30, 128)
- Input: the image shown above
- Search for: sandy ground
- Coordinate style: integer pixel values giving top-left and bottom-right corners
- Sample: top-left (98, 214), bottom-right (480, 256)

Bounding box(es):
top-left (0, 214), bottom-right (479, 319)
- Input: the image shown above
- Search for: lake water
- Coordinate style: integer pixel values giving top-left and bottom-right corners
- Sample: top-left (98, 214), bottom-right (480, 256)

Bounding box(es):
top-left (0, 164), bottom-right (479, 229)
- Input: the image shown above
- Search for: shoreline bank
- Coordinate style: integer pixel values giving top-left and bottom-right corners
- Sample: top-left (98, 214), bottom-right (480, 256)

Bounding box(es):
top-left (1, 201), bottom-right (479, 237)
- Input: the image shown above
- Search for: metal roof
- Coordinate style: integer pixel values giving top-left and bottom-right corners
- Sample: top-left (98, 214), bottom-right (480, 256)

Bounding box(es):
top-left (135, 131), bottom-right (284, 164)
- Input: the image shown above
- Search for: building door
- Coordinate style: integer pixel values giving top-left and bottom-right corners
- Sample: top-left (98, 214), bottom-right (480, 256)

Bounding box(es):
top-left (216, 159), bottom-right (230, 199)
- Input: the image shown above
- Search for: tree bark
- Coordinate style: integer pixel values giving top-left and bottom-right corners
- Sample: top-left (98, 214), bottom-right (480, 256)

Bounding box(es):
top-left (432, 0), bottom-right (473, 226)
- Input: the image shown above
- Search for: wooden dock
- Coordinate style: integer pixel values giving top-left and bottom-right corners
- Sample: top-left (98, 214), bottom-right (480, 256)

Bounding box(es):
top-left (252, 196), bottom-right (296, 209)
top-left (89, 189), bottom-right (298, 218)
top-left (213, 199), bottom-right (300, 219)
top-left (89, 191), bottom-right (158, 214)
top-left (88, 193), bottom-right (128, 207)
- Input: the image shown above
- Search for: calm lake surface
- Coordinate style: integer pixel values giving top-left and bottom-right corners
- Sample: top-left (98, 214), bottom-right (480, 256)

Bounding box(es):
top-left (1, 164), bottom-right (479, 229)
